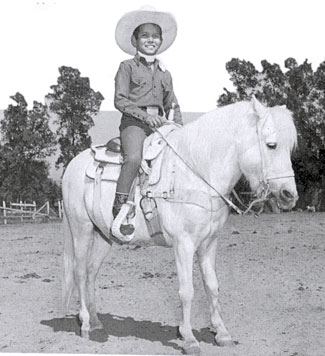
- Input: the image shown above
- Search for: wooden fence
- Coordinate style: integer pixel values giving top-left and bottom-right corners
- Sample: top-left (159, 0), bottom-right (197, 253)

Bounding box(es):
top-left (0, 200), bottom-right (63, 224)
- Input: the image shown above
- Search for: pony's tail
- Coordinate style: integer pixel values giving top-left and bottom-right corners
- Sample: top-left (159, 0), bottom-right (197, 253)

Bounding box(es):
top-left (62, 208), bottom-right (75, 315)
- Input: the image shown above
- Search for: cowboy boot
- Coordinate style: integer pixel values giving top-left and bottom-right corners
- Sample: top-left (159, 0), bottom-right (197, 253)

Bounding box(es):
top-left (112, 192), bottom-right (135, 236)
top-left (112, 192), bottom-right (128, 218)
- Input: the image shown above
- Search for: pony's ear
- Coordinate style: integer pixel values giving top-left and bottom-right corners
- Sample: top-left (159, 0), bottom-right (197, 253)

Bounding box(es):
top-left (251, 96), bottom-right (277, 142)
top-left (251, 95), bottom-right (269, 121)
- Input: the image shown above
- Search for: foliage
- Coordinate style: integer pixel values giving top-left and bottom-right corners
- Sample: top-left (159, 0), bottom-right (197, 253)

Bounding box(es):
top-left (218, 58), bottom-right (325, 195)
top-left (46, 66), bottom-right (104, 169)
top-left (0, 93), bottom-right (58, 204)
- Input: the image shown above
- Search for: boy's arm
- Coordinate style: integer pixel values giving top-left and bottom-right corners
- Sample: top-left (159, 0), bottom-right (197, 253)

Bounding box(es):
top-left (114, 63), bottom-right (149, 122)
top-left (170, 102), bottom-right (182, 124)
top-left (163, 72), bottom-right (183, 125)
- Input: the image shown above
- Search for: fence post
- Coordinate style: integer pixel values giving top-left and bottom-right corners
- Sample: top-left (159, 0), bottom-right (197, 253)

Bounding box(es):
top-left (58, 200), bottom-right (61, 219)
top-left (58, 200), bottom-right (63, 219)
top-left (20, 201), bottom-right (23, 223)
top-left (32, 201), bottom-right (35, 222)
top-left (3, 201), bottom-right (7, 225)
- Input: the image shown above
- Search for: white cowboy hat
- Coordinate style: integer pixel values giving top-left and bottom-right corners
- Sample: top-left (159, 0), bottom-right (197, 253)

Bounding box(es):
top-left (115, 5), bottom-right (177, 55)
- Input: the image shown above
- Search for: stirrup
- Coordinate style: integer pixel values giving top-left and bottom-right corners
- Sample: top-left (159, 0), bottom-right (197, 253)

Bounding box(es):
top-left (111, 202), bottom-right (135, 242)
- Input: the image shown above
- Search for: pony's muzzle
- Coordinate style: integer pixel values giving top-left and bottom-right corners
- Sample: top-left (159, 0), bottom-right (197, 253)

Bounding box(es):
top-left (278, 187), bottom-right (298, 209)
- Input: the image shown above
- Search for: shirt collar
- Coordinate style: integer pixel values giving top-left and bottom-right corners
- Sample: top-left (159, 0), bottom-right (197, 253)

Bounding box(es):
top-left (137, 50), bottom-right (156, 63)
top-left (134, 53), bottom-right (166, 72)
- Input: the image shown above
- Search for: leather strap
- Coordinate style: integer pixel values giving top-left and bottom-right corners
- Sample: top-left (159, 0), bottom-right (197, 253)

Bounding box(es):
top-left (93, 164), bottom-right (112, 237)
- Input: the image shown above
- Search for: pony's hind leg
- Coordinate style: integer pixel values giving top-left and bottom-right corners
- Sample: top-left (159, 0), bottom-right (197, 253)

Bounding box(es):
top-left (62, 149), bottom-right (106, 338)
top-left (174, 239), bottom-right (200, 355)
top-left (87, 228), bottom-right (113, 331)
top-left (197, 238), bottom-right (234, 347)
top-left (70, 220), bottom-right (94, 338)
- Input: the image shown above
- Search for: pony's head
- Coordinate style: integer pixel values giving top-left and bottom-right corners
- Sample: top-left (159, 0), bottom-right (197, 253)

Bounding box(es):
top-left (238, 97), bottom-right (298, 210)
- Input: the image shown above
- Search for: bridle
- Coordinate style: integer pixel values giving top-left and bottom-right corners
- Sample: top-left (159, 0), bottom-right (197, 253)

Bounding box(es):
top-left (154, 115), bottom-right (295, 216)
top-left (231, 116), bottom-right (295, 215)
top-left (253, 115), bottom-right (295, 208)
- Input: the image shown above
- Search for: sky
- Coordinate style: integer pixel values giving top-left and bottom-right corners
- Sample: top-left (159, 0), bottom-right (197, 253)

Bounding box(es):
top-left (0, 0), bottom-right (324, 113)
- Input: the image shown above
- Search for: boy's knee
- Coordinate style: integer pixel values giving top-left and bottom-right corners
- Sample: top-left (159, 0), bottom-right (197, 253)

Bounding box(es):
top-left (124, 152), bottom-right (142, 168)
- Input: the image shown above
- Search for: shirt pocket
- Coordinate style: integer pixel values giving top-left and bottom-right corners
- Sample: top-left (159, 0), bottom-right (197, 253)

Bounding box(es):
top-left (130, 73), bottom-right (147, 87)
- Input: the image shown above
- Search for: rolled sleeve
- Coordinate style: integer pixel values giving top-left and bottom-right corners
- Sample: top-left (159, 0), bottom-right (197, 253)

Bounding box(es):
top-left (162, 73), bottom-right (183, 125)
top-left (173, 104), bottom-right (183, 125)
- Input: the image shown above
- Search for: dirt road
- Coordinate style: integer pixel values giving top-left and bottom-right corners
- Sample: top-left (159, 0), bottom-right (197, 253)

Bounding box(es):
top-left (0, 212), bottom-right (324, 355)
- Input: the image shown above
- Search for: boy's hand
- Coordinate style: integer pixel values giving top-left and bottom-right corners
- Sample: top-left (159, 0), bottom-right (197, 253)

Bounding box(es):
top-left (145, 114), bottom-right (167, 128)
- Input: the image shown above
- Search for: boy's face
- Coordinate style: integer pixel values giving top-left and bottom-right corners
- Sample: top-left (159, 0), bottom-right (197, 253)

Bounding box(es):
top-left (132, 23), bottom-right (162, 55)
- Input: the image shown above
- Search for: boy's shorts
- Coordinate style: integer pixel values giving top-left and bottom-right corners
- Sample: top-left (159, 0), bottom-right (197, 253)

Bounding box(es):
top-left (119, 113), bottom-right (153, 136)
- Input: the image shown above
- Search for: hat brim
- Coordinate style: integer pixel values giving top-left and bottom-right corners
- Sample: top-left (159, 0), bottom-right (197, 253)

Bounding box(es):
top-left (115, 10), bottom-right (177, 55)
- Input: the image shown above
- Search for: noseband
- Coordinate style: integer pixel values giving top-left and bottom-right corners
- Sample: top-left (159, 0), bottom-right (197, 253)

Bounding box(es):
top-left (242, 120), bottom-right (296, 215)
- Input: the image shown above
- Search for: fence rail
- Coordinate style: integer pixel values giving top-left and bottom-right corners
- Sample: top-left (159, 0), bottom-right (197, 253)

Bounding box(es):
top-left (0, 200), bottom-right (63, 224)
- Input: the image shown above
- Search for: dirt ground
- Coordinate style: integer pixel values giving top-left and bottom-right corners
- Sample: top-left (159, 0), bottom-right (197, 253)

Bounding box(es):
top-left (0, 212), bottom-right (324, 356)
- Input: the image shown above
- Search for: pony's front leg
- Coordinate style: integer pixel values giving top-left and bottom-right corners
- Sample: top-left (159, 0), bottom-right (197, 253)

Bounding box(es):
top-left (174, 240), bottom-right (200, 356)
top-left (197, 238), bottom-right (234, 347)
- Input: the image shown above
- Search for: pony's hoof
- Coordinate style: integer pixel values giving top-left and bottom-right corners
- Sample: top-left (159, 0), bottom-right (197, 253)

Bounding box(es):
top-left (81, 329), bottom-right (90, 339)
top-left (215, 334), bottom-right (234, 347)
top-left (183, 343), bottom-right (201, 355)
top-left (90, 320), bottom-right (104, 332)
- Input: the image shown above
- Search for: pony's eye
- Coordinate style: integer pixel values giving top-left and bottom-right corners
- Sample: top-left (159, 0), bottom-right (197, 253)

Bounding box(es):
top-left (266, 142), bottom-right (277, 150)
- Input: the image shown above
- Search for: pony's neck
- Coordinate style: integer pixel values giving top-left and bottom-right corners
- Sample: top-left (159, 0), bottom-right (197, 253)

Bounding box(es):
top-left (173, 107), bottom-right (244, 195)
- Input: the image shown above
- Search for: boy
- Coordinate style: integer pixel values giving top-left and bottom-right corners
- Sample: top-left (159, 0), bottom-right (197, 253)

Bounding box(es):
top-left (113, 6), bottom-right (182, 239)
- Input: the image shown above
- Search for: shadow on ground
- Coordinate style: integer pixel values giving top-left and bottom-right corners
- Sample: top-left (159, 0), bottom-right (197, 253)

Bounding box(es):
top-left (41, 313), bottom-right (216, 352)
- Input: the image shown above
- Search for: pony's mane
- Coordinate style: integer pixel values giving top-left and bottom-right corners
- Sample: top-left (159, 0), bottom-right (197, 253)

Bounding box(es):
top-left (174, 101), bottom-right (297, 157)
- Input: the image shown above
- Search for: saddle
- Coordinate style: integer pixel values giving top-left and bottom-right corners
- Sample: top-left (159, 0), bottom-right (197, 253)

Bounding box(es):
top-left (86, 122), bottom-right (179, 184)
top-left (85, 122), bottom-right (180, 244)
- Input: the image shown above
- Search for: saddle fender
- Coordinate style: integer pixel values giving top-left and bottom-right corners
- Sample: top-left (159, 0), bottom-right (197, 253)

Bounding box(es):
top-left (84, 123), bottom-right (180, 245)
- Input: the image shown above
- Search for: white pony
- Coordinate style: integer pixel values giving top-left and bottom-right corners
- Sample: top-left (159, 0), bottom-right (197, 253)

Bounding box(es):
top-left (62, 97), bottom-right (298, 355)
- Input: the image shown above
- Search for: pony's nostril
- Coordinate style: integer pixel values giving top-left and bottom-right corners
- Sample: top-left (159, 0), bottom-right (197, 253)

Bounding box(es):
top-left (281, 189), bottom-right (294, 200)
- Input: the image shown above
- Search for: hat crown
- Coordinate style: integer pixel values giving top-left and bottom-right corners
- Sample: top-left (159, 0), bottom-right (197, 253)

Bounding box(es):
top-left (138, 5), bottom-right (156, 11)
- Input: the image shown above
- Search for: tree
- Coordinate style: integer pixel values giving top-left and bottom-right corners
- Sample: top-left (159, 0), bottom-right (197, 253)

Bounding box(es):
top-left (46, 66), bottom-right (104, 169)
top-left (218, 58), bottom-right (325, 209)
top-left (0, 93), bottom-right (58, 203)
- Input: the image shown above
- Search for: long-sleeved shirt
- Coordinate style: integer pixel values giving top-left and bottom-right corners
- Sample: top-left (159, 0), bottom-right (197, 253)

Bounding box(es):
top-left (114, 54), bottom-right (182, 132)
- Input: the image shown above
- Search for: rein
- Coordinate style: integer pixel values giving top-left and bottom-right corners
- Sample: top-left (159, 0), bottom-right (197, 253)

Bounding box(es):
top-left (154, 126), bottom-right (244, 215)
top-left (154, 117), bottom-right (295, 216)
